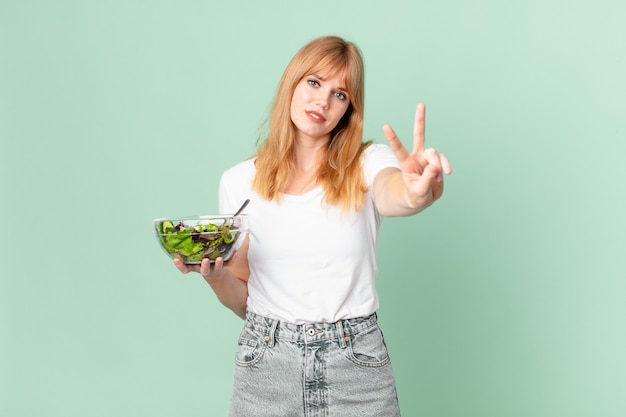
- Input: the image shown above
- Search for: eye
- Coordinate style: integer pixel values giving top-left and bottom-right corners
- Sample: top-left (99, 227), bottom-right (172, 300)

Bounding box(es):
top-left (307, 79), bottom-right (320, 87)
top-left (334, 91), bottom-right (347, 100)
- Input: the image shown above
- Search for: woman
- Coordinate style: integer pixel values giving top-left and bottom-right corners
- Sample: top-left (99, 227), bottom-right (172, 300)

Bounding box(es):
top-left (175, 35), bottom-right (451, 416)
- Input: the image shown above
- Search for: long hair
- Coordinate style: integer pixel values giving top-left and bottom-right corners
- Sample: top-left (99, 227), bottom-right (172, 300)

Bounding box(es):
top-left (252, 35), bottom-right (370, 211)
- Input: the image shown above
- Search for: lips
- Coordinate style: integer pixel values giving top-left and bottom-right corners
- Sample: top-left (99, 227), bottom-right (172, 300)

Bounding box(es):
top-left (306, 111), bottom-right (326, 123)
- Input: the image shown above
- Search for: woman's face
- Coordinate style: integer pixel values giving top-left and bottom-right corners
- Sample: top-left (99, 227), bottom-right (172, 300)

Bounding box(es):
top-left (290, 71), bottom-right (350, 144)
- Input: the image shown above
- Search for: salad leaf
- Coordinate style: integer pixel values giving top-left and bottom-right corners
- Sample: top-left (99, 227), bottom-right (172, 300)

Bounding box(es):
top-left (158, 220), bottom-right (240, 263)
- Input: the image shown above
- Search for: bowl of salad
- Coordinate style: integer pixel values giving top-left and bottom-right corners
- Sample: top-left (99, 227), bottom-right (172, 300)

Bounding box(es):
top-left (153, 214), bottom-right (249, 264)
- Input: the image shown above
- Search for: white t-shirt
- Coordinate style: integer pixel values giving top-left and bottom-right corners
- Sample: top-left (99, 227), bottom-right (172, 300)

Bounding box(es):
top-left (218, 144), bottom-right (401, 324)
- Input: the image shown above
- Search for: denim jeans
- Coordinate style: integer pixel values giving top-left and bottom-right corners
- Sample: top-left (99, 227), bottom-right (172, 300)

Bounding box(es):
top-left (228, 311), bottom-right (401, 417)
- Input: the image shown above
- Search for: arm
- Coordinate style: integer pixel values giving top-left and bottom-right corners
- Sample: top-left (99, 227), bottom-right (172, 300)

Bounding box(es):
top-left (374, 103), bottom-right (452, 217)
top-left (174, 235), bottom-right (250, 319)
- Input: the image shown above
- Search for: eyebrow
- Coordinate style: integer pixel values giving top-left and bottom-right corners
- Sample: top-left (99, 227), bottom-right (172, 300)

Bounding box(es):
top-left (311, 73), bottom-right (348, 92)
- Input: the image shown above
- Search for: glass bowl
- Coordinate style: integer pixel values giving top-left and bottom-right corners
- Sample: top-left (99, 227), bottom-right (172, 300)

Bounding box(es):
top-left (153, 214), bottom-right (248, 264)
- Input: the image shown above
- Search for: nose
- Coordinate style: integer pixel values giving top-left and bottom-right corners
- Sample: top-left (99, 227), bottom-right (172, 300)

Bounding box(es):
top-left (314, 90), bottom-right (330, 109)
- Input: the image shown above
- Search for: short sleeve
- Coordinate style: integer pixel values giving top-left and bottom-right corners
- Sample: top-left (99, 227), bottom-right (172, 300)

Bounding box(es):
top-left (218, 158), bottom-right (256, 214)
top-left (362, 144), bottom-right (401, 187)
top-left (218, 172), bottom-right (236, 214)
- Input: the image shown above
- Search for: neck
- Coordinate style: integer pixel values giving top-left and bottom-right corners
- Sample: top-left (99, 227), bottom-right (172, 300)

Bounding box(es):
top-left (293, 136), bottom-right (328, 172)
top-left (284, 137), bottom-right (327, 195)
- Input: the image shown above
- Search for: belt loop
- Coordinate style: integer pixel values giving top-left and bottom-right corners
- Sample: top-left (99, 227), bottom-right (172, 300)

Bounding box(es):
top-left (267, 319), bottom-right (278, 348)
top-left (335, 320), bottom-right (347, 349)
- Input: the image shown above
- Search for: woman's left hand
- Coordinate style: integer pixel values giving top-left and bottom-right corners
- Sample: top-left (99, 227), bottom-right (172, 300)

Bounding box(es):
top-left (383, 103), bottom-right (452, 208)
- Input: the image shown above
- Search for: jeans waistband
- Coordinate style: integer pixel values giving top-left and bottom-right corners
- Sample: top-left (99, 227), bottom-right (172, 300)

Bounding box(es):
top-left (244, 311), bottom-right (379, 345)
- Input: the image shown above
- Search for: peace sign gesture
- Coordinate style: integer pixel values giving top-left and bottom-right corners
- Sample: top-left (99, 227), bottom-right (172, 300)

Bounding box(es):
top-left (379, 103), bottom-right (452, 215)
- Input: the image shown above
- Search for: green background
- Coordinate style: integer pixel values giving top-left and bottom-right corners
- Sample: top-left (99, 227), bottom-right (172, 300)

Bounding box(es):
top-left (1, 0), bottom-right (625, 416)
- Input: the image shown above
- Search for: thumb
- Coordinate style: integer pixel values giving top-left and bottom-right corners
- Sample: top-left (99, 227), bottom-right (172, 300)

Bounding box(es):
top-left (419, 163), bottom-right (442, 184)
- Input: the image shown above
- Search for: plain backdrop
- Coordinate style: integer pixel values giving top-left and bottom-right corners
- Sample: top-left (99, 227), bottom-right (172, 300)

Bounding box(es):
top-left (1, 1), bottom-right (625, 416)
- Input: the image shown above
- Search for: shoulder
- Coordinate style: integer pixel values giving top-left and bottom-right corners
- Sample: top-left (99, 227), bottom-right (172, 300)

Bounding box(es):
top-left (219, 158), bottom-right (256, 213)
top-left (221, 158), bottom-right (256, 183)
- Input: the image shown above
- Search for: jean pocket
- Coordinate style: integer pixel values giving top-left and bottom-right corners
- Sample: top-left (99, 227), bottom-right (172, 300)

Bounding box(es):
top-left (234, 327), bottom-right (268, 367)
top-left (346, 325), bottom-right (391, 368)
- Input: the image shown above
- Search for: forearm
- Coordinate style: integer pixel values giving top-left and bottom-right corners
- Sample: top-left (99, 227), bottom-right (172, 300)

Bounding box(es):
top-left (173, 236), bottom-right (250, 319)
top-left (204, 270), bottom-right (248, 319)
top-left (375, 169), bottom-right (435, 217)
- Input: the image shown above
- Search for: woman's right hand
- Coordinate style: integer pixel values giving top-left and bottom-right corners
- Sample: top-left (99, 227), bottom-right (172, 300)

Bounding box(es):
top-left (173, 234), bottom-right (250, 284)
top-left (173, 256), bottom-right (232, 283)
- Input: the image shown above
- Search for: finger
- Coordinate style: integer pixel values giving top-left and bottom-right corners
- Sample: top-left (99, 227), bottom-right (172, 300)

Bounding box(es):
top-left (174, 258), bottom-right (192, 274)
top-left (416, 164), bottom-right (441, 190)
top-left (199, 257), bottom-right (213, 276)
top-left (440, 153), bottom-right (452, 175)
top-left (382, 124), bottom-right (410, 162)
top-left (424, 148), bottom-right (443, 181)
top-left (413, 103), bottom-right (426, 153)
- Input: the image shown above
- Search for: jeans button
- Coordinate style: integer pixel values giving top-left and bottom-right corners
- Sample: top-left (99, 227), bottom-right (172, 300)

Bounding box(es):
top-left (307, 328), bottom-right (316, 336)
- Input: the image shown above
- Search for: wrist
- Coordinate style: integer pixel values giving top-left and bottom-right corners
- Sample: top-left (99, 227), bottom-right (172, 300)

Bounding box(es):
top-left (402, 187), bottom-right (431, 212)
